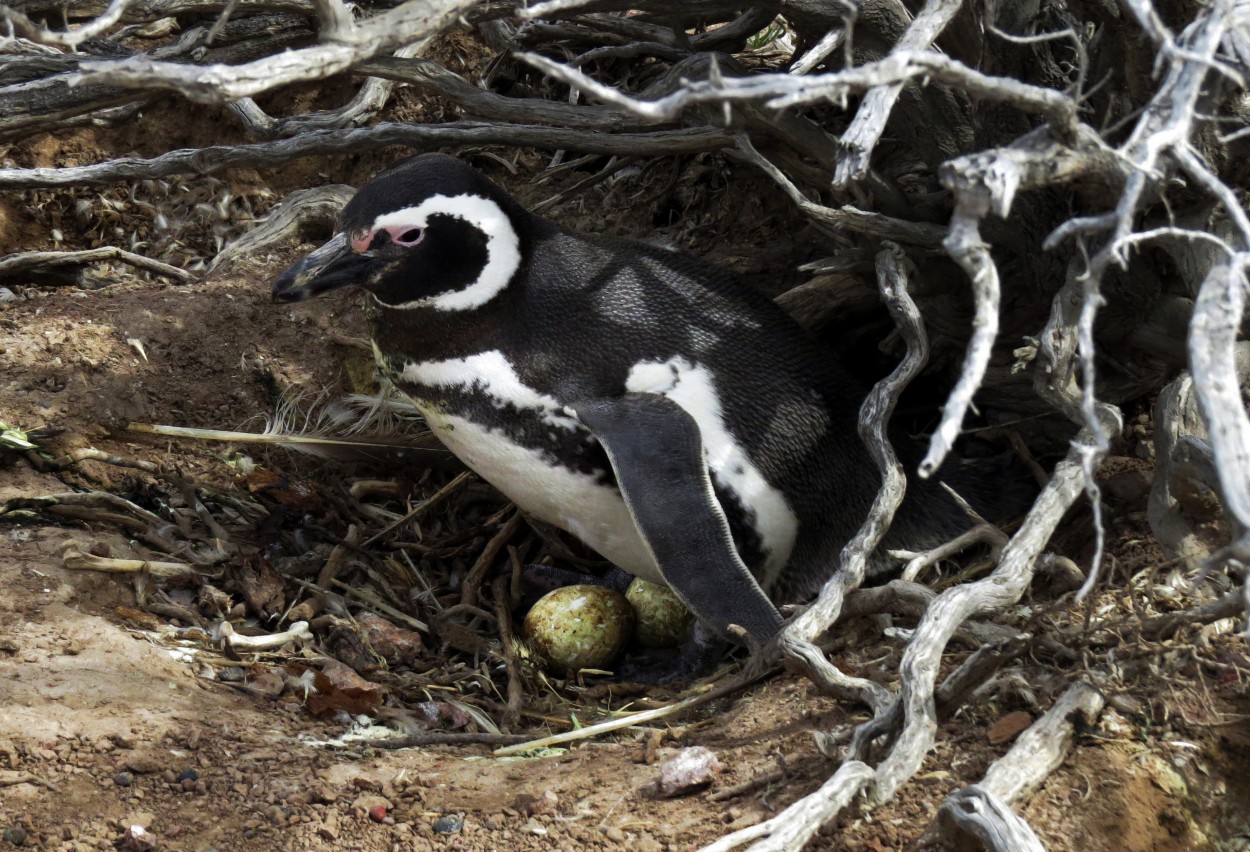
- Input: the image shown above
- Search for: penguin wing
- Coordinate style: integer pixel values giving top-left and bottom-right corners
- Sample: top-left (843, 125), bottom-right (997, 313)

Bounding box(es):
top-left (572, 394), bottom-right (783, 643)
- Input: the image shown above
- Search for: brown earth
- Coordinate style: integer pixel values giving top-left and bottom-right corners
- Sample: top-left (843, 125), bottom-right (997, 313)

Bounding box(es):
top-left (2, 85), bottom-right (1249, 852)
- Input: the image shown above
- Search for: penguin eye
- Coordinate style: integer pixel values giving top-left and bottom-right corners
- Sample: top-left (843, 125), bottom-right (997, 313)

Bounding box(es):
top-left (384, 226), bottom-right (425, 248)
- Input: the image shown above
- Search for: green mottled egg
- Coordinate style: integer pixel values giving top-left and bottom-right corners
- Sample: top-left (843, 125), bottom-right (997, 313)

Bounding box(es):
top-left (524, 585), bottom-right (634, 674)
top-left (626, 579), bottom-right (694, 648)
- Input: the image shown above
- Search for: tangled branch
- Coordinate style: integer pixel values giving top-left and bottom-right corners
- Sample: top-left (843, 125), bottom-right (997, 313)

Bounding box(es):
top-left (4, 0), bottom-right (1248, 848)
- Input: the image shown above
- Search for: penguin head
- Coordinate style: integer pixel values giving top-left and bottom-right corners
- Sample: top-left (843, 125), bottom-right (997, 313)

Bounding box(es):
top-left (272, 154), bottom-right (528, 311)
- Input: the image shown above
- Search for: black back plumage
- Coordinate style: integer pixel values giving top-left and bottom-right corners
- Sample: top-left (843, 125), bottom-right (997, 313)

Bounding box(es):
top-left (344, 154), bottom-right (977, 600)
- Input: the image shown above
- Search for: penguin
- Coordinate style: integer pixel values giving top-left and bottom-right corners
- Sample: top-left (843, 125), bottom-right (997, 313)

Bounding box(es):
top-left (272, 153), bottom-right (1000, 679)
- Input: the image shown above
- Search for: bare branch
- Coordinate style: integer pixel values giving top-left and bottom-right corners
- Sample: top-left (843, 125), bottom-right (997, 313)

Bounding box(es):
top-left (208, 184), bottom-right (354, 273)
top-left (832, 0), bottom-right (964, 186)
top-left (1, 0), bottom-right (138, 48)
top-left (1139, 586), bottom-right (1246, 640)
top-left (519, 50), bottom-right (1078, 137)
top-left (700, 760), bottom-right (874, 852)
top-left (63, 0), bottom-right (479, 104)
top-left (735, 137), bottom-right (946, 247)
top-left (937, 787), bottom-right (1046, 852)
top-left (0, 122), bottom-right (733, 189)
top-left (978, 681), bottom-right (1104, 804)
top-left (871, 418), bottom-right (1111, 805)
top-left (357, 56), bottom-right (645, 130)
top-left (517, 0), bottom-right (596, 19)
top-left (918, 125), bottom-right (1124, 476)
top-left (0, 247), bottom-right (194, 284)
top-left (778, 244), bottom-right (930, 714)
top-left (1189, 259), bottom-right (1250, 563)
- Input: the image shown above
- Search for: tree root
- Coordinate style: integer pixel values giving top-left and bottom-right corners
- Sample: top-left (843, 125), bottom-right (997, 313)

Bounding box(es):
top-left (935, 681), bottom-right (1105, 850)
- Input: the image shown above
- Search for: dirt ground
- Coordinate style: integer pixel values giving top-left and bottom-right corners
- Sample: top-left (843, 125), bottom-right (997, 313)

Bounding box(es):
top-left (3, 83), bottom-right (1250, 852)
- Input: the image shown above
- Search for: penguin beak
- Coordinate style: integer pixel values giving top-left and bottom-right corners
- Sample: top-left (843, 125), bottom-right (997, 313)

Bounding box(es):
top-left (272, 233), bottom-right (376, 302)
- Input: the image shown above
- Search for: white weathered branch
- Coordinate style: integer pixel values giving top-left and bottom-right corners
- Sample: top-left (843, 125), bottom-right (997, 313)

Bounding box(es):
top-left (979, 681), bottom-right (1104, 803)
top-left (1189, 260), bottom-right (1250, 562)
top-left (1, 0), bottom-right (138, 48)
top-left (776, 244), bottom-right (930, 714)
top-left (934, 681), bottom-right (1105, 850)
top-left (871, 423), bottom-right (1108, 804)
top-left (699, 760), bottom-right (874, 852)
top-left (0, 123), bottom-right (733, 189)
top-left (65, 0), bottom-right (478, 104)
top-left (831, 0), bottom-right (964, 186)
top-left (936, 787), bottom-right (1046, 852)
top-left (0, 247), bottom-right (194, 284)
top-left (735, 137), bottom-right (946, 247)
top-left (920, 125), bottom-right (1122, 476)
top-left (520, 49), bottom-right (1078, 137)
top-left (216, 620), bottom-right (312, 651)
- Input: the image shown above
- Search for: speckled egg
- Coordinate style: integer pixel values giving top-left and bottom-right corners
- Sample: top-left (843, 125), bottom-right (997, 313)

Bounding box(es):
top-left (524, 584), bottom-right (634, 674)
top-left (626, 579), bottom-right (694, 648)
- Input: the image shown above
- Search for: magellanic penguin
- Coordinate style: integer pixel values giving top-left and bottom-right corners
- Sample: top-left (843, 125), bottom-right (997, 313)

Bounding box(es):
top-left (273, 153), bottom-right (996, 678)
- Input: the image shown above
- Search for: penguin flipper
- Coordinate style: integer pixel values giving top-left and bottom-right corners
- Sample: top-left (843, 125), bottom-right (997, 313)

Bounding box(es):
top-left (573, 394), bottom-right (783, 643)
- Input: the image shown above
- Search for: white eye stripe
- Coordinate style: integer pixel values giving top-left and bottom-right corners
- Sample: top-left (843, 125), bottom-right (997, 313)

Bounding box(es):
top-left (369, 193), bottom-right (521, 312)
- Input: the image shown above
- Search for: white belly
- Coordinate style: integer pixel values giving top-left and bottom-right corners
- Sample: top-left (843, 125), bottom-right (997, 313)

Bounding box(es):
top-left (419, 406), bottom-right (666, 585)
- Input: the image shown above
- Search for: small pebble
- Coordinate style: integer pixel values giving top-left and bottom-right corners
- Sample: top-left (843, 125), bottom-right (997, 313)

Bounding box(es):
top-left (218, 667), bottom-right (246, 683)
top-left (264, 805), bottom-right (286, 825)
top-left (603, 826), bottom-right (626, 842)
top-left (3, 826), bottom-right (27, 845)
top-left (368, 805), bottom-right (387, 824)
top-left (113, 771), bottom-right (135, 787)
top-left (658, 746), bottom-right (721, 797)
top-left (177, 769), bottom-right (199, 783)
top-left (433, 814), bottom-right (463, 834)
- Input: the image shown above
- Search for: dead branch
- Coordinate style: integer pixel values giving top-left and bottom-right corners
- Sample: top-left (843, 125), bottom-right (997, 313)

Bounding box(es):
top-left (895, 523), bottom-right (1008, 583)
top-left (920, 126), bottom-right (1125, 476)
top-left (1149, 372), bottom-right (1224, 564)
top-left (57, 0), bottom-right (479, 104)
top-left (735, 136), bottom-right (946, 247)
top-left (1039, 1), bottom-right (1241, 559)
top-left (777, 244), bottom-right (929, 715)
top-left (208, 184), bottom-right (354, 272)
top-left (1189, 259), bottom-right (1250, 567)
top-left (62, 546), bottom-right (193, 578)
top-left (1139, 587), bottom-right (1246, 640)
top-left (357, 56), bottom-right (644, 130)
top-left (0, 123), bottom-right (732, 190)
top-left (831, 0), bottom-right (963, 187)
top-left (1, 0), bottom-right (140, 48)
top-left (936, 787), bottom-right (1046, 852)
top-left (868, 425), bottom-right (1111, 806)
top-left (978, 681), bottom-right (1104, 804)
top-left (0, 247), bottom-right (194, 285)
top-left (934, 681), bottom-right (1104, 850)
top-left (521, 49), bottom-right (1078, 137)
top-left (700, 760), bottom-right (874, 852)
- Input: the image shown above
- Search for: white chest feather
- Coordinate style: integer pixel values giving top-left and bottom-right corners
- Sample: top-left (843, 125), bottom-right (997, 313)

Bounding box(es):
top-left (419, 407), bottom-right (664, 584)
top-left (394, 349), bottom-right (798, 589)
top-left (396, 350), bottom-right (663, 583)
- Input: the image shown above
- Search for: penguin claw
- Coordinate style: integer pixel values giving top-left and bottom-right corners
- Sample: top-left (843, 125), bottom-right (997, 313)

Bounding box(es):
top-left (602, 625), bottom-right (730, 687)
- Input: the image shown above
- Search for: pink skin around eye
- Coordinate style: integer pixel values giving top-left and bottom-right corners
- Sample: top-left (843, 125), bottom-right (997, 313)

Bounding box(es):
top-left (350, 226), bottom-right (425, 253)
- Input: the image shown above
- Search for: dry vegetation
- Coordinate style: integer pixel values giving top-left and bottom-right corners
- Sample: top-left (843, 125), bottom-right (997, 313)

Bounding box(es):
top-left (1, 1), bottom-right (1249, 850)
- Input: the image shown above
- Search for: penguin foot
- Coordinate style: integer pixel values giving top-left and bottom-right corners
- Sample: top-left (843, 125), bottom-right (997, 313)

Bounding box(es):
top-left (605, 625), bottom-right (729, 686)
